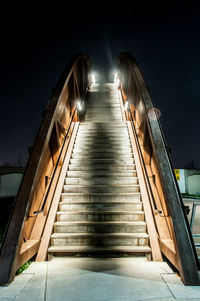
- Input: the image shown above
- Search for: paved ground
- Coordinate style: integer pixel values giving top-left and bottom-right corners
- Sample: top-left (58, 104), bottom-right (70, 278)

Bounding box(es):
top-left (0, 257), bottom-right (200, 301)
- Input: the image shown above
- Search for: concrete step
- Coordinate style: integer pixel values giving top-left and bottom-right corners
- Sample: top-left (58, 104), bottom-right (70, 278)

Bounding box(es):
top-left (80, 123), bottom-right (127, 127)
top-left (59, 201), bottom-right (143, 211)
top-left (60, 192), bottom-right (141, 202)
top-left (72, 148), bottom-right (133, 154)
top-left (68, 164), bottom-right (136, 171)
top-left (75, 137), bottom-right (130, 143)
top-left (73, 143), bottom-right (132, 149)
top-left (69, 158), bottom-right (134, 165)
top-left (56, 211), bottom-right (145, 222)
top-left (66, 171), bottom-right (137, 177)
top-left (71, 153), bottom-right (133, 159)
top-left (84, 118), bottom-right (123, 122)
top-left (78, 125), bottom-right (128, 133)
top-left (48, 245), bottom-right (152, 254)
top-left (50, 233), bottom-right (149, 247)
top-left (64, 177), bottom-right (138, 185)
top-left (63, 185), bottom-right (140, 193)
top-left (76, 133), bottom-right (129, 138)
top-left (85, 108), bottom-right (121, 111)
top-left (78, 129), bottom-right (128, 133)
top-left (54, 221), bottom-right (147, 233)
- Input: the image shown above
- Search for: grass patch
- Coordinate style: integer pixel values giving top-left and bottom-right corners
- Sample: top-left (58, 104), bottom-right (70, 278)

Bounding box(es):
top-left (16, 261), bottom-right (31, 275)
top-left (182, 193), bottom-right (200, 199)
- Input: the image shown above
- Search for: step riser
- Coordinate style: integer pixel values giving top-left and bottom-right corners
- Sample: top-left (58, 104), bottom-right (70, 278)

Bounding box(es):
top-left (75, 138), bottom-right (130, 143)
top-left (68, 165), bottom-right (136, 171)
top-left (72, 148), bottom-right (133, 153)
top-left (78, 129), bottom-right (128, 133)
top-left (70, 159), bottom-right (134, 165)
top-left (56, 213), bottom-right (144, 222)
top-left (71, 154), bottom-right (133, 159)
top-left (73, 146), bottom-right (131, 151)
top-left (54, 224), bottom-right (147, 233)
top-left (61, 194), bottom-right (141, 202)
top-left (73, 144), bottom-right (132, 149)
top-left (66, 171), bottom-right (137, 177)
top-left (76, 130), bottom-right (129, 138)
top-left (59, 203), bottom-right (143, 211)
top-left (65, 178), bottom-right (138, 185)
top-left (51, 237), bottom-right (148, 247)
top-left (63, 186), bottom-right (140, 193)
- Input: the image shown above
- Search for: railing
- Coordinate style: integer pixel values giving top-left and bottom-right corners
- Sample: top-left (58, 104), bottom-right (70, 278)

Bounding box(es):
top-left (0, 53), bottom-right (91, 285)
top-left (183, 198), bottom-right (200, 259)
top-left (117, 52), bottom-right (200, 285)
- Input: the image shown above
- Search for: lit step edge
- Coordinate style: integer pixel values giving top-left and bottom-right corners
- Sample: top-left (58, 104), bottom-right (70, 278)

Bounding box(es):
top-left (56, 210), bottom-right (145, 215)
top-left (48, 246), bottom-right (151, 253)
top-left (51, 233), bottom-right (149, 238)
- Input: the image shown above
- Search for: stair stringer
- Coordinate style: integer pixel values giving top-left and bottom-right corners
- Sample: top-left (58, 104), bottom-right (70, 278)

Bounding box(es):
top-left (127, 121), bottom-right (162, 261)
top-left (36, 122), bottom-right (79, 261)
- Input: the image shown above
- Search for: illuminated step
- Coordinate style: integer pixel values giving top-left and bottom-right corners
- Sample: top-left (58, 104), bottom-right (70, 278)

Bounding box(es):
top-left (59, 201), bottom-right (143, 211)
top-left (71, 153), bottom-right (133, 159)
top-left (66, 171), bottom-right (137, 177)
top-left (48, 245), bottom-right (152, 255)
top-left (63, 184), bottom-right (140, 193)
top-left (60, 192), bottom-right (141, 202)
top-left (50, 233), bottom-right (149, 247)
top-left (53, 221), bottom-right (147, 233)
top-left (72, 145), bottom-right (133, 155)
top-left (64, 177), bottom-right (138, 186)
top-left (68, 164), bottom-right (136, 171)
top-left (69, 158), bottom-right (134, 165)
top-left (56, 211), bottom-right (144, 222)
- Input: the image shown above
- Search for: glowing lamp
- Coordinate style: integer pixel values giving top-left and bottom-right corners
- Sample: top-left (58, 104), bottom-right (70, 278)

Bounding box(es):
top-left (124, 101), bottom-right (129, 111)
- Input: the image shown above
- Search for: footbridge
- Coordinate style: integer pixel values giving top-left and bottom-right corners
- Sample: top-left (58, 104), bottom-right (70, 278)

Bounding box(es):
top-left (0, 52), bottom-right (199, 285)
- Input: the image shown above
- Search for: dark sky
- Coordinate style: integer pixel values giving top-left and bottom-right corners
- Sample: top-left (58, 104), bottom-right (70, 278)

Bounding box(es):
top-left (0, 2), bottom-right (200, 168)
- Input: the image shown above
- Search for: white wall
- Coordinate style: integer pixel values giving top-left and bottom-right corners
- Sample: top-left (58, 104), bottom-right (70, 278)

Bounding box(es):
top-left (174, 169), bottom-right (186, 193)
top-left (188, 175), bottom-right (200, 195)
top-left (0, 173), bottom-right (23, 197)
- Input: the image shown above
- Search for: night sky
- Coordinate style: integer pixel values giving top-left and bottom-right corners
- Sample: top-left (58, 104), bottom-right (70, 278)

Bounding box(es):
top-left (1, 2), bottom-right (200, 168)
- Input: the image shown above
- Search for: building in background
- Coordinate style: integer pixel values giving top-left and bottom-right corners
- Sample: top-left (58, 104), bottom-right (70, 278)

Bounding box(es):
top-left (0, 167), bottom-right (24, 198)
top-left (174, 169), bottom-right (200, 196)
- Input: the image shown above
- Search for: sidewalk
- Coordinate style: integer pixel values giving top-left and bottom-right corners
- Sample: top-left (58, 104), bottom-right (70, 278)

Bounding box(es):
top-left (0, 257), bottom-right (200, 301)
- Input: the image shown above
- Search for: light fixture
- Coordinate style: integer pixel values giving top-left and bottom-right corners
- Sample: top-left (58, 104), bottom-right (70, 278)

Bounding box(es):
top-left (76, 100), bottom-right (83, 111)
top-left (124, 101), bottom-right (129, 111)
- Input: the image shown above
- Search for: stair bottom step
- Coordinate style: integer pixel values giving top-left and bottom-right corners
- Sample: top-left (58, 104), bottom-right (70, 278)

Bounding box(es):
top-left (48, 246), bottom-right (152, 255)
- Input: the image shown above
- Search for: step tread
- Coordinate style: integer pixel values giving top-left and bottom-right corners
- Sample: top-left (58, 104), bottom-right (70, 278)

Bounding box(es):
top-left (56, 211), bottom-right (145, 215)
top-left (54, 221), bottom-right (147, 225)
top-left (59, 200), bottom-right (142, 204)
top-left (51, 232), bottom-right (149, 238)
top-left (48, 245), bottom-right (152, 253)
top-left (61, 192), bottom-right (141, 196)
top-left (65, 176), bottom-right (138, 180)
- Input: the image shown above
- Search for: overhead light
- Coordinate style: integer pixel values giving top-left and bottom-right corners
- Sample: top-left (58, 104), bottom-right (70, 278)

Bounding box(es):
top-left (76, 100), bottom-right (83, 111)
top-left (124, 101), bottom-right (129, 111)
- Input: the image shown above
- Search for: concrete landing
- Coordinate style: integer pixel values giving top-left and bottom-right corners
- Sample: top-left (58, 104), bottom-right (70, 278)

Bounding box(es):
top-left (1, 257), bottom-right (200, 300)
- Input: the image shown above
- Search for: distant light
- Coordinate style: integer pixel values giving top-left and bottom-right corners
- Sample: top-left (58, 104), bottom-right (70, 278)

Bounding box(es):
top-left (124, 101), bottom-right (129, 111)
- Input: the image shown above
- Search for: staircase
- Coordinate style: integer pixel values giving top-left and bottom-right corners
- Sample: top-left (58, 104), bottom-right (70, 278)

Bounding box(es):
top-left (48, 83), bottom-right (151, 257)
